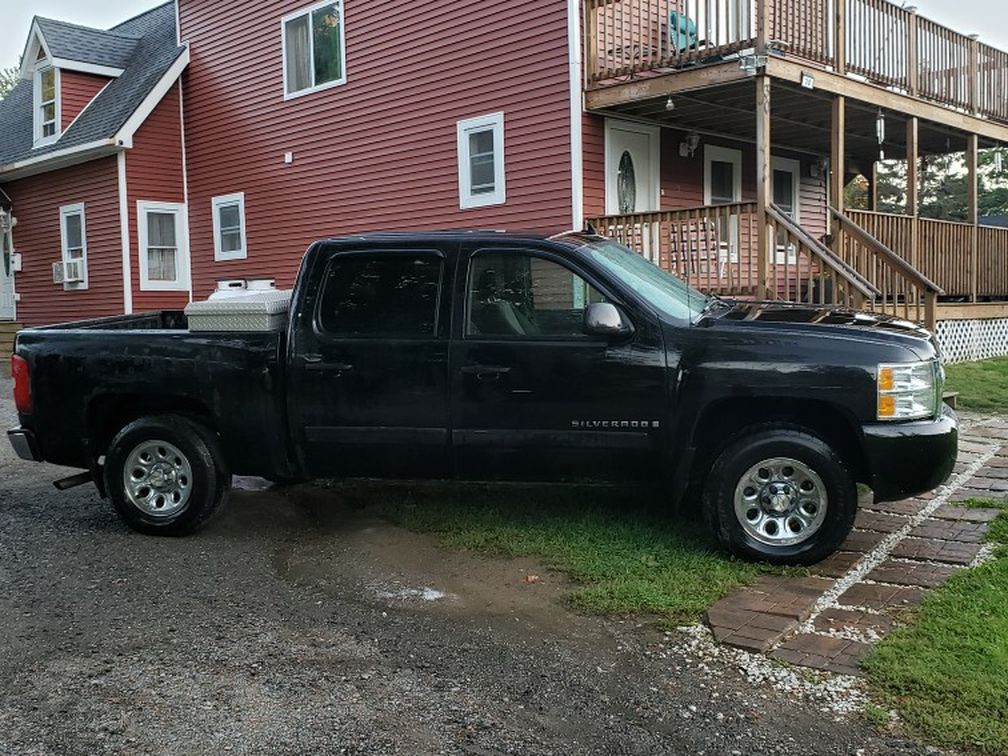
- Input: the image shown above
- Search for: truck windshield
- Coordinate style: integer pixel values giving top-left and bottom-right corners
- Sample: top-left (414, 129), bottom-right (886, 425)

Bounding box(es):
top-left (581, 240), bottom-right (709, 321)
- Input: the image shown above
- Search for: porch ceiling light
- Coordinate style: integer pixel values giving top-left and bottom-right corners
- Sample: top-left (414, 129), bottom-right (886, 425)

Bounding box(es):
top-left (800, 71), bottom-right (815, 90)
top-left (876, 109), bottom-right (886, 146)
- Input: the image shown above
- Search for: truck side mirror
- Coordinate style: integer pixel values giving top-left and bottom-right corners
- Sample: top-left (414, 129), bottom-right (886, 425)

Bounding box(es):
top-left (584, 302), bottom-right (634, 340)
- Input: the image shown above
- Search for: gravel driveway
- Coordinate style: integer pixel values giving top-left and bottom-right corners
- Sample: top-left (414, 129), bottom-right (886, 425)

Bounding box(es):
top-left (0, 376), bottom-right (927, 755)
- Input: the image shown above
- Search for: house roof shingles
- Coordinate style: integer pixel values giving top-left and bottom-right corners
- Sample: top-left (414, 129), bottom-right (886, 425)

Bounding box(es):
top-left (0, 1), bottom-right (184, 171)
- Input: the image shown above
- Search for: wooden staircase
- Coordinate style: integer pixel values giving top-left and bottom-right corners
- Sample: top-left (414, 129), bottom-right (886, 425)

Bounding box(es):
top-left (0, 322), bottom-right (21, 363)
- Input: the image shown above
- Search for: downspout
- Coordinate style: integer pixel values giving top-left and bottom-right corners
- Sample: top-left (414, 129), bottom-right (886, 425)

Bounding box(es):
top-left (567, 0), bottom-right (584, 232)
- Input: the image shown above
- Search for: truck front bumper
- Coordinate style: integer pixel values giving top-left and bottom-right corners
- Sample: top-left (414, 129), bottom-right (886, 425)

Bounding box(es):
top-left (8, 427), bottom-right (43, 462)
top-left (862, 405), bottom-right (958, 503)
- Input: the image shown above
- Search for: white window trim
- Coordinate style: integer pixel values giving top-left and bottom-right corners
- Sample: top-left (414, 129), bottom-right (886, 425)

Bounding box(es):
top-left (281, 0), bottom-right (347, 101)
top-left (212, 192), bottom-right (248, 261)
top-left (58, 202), bottom-right (87, 291)
top-left (457, 112), bottom-right (506, 210)
top-left (33, 65), bottom-right (61, 148)
top-left (137, 200), bottom-right (190, 292)
top-left (703, 145), bottom-right (743, 205)
top-left (771, 156), bottom-right (802, 223)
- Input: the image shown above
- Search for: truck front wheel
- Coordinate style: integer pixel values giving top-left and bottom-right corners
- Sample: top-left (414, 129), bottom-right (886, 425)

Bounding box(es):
top-left (703, 426), bottom-right (857, 565)
top-left (104, 415), bottom-right (230, 536)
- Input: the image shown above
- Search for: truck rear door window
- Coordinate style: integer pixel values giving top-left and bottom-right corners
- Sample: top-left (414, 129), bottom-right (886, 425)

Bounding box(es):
top-left (317, 253), bottom-right (442, 338)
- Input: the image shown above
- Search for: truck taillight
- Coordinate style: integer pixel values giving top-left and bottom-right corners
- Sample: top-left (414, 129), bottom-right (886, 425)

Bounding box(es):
top-left (11, 355), bottom-right (32, 414)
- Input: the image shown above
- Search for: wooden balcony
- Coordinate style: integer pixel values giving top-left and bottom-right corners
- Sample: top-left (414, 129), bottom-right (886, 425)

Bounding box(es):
top-left (585, 0), bottom-right (1008, 126)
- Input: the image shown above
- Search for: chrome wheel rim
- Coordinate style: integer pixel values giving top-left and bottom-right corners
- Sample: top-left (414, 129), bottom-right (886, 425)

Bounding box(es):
top-left (123, 440), bottom-right (193, 518)
top-left (733, 457), bottom-right (828, 547)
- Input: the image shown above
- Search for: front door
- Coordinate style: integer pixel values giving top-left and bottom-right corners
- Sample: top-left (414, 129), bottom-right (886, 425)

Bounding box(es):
top-left (0, 210), bottom-right (16, 321)
top-left (606, 120), bottom-right (661, 262)
top-left (287, 243), bottom-right (453, 478)
top-left (451, 243), bottom-right (667, 482)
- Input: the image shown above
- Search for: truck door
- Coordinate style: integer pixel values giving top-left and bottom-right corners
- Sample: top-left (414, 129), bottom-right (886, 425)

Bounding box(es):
top-left (288, 243), bottom-right (453, 478)
top-left (450, 244), bottom-right (667, 481)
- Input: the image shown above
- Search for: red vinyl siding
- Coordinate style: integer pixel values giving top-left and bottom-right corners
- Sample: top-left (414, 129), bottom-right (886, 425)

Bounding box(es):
top-left (179, 0), bottom-right (574, 297)
top-left (583, 113), bottom-right (606, 219)
top-left (1, 157), bottom-right (123, 326)
top-left (126, 83), bottom-right (189, 312)
top-left (60, 70), bottom-right (111, 130)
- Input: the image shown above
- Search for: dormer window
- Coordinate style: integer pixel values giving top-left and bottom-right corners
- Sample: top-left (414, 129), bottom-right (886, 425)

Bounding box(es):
top-left (34, 66), bottom-right (59, 146)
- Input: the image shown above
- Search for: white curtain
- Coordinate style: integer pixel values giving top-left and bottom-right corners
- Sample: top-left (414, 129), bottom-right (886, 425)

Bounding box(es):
top-left (285, 15), bottom-right (312, 93)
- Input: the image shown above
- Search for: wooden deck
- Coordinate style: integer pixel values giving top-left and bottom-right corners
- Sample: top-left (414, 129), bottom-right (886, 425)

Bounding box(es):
top-left (585, 0), bottom-right (1008, 127)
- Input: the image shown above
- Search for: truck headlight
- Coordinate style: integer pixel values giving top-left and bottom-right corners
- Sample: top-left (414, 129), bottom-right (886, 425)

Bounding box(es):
top-left (877, 360), bottom-right (941, 421)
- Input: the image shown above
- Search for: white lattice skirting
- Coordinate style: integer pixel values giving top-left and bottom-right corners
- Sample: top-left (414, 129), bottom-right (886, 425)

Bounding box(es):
top-left (936, 318), bottom-right (1008, 364)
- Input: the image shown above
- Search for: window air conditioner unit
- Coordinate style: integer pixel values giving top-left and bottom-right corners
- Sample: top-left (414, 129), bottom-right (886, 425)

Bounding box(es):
top-left (63, 259), bottom-right (85, 283)
top-left (52, 262), bottom-right (65, 284)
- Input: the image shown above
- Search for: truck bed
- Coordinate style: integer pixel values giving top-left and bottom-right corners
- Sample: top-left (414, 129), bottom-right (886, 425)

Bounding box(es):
top-left (14, 312), bottom-right (294, 479)
top-left (35, 311), bottom-right (189, 331)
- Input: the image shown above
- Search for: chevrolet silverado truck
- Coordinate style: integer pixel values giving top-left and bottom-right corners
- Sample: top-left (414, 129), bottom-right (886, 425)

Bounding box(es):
top-left (7, 232), bottom-right (958, 564)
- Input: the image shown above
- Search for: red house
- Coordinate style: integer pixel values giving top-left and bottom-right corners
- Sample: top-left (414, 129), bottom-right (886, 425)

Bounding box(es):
top-left (1, 0), bottom-right (1007, 363)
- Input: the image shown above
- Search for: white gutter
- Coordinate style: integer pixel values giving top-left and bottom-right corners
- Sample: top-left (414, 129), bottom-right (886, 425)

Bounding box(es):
top-left (0, 138), bottom-right (120, 180)
top-left (117, 151), bottom-right (133, 315)
top-left (567, 0), bottom-right (585, 232)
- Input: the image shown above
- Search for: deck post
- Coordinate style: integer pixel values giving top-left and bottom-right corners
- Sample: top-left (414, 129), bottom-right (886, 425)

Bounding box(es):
top-left (907, 8), bottom-right (919, 97)
top-left (906, 116), bottom-right (919, 274)
top-left (584, 0), bottom-right (597, 86)
top-left (757, 75), bottom-right (772, 299)
top-left (757, 0), bottom-right (770, 55)
top-left (830, 95), bottom-right (846, 274)
top-left (967, 133), bottom-right (979, 302)
top-left (834, 0), bottom-right (847, 74)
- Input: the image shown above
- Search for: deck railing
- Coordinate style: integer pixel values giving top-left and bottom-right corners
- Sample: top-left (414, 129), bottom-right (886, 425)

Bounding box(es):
top-left (586, 203), bottom-right (1000, 328)
top-left (585, 0), bottom-right (1008, 124)
top-left (585, 0), bottom-right (757, 83)
top-left (847, 210), bottom-right (1008, 301)
top-left (832, 208), bottom-right (941, 328)
top-left (589, 202), bottom-right (879, 308)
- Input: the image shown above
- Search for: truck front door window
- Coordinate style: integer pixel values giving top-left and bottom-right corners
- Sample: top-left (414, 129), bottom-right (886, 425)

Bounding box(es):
top-left (317, 253), bottom-right (442, 338)
top-left (466, 253), bottom-right (605, 339)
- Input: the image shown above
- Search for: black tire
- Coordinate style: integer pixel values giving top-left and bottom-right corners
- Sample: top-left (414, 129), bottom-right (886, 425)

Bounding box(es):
top-left (703, 425), bottom-right (857, 565)
top-left (104, 415), bottom-right (230, 536)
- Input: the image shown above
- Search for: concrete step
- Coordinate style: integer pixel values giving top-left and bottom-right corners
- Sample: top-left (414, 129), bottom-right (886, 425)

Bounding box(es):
top-left (943, 391), bottom-right (960, 410)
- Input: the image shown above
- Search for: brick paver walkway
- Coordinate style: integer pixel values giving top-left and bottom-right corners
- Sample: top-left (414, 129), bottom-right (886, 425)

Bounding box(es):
top-left (705, 413), bottom-right (1008, 677)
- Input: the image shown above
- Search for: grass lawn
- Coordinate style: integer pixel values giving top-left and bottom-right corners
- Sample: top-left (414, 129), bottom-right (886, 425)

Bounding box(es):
top-left (944, 357), bottom-right (1008, 412)
top-left (863, 499), bottom-right (1008, 754)
top-left (333, 481), bottom-right (781, 624)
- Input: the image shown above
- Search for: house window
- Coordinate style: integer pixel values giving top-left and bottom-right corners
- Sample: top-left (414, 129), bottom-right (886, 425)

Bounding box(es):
top-left (137, 201), bottom-right (189, 291)
top-left (771, 157), bottom-right (801, 222)
top-left (457, 112), bottom-right (506, 209)
top-left (34, 67), bottom-right (59, 145)
top-left (282, 1), bottom-right (346, 99)
top-left (59, 203), bottom-right (87, 290)
top-left (212, 193), bottom-right (247, 261)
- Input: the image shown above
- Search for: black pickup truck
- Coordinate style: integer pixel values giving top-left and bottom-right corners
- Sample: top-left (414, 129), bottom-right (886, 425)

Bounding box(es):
top-left (8, 231), bottom-right (957, 564)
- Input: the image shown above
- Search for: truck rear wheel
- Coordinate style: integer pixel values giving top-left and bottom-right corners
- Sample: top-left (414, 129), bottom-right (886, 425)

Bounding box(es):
top-left (104, 415), bottom-right (230, 536)
top-left (703, 426), bottom-right (857, 565)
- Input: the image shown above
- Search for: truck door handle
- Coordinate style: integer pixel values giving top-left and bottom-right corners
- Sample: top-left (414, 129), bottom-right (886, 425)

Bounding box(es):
top-left (302, 355), bottom-right (354, 374)
top-left (461, 364), bottom-right (511, 381)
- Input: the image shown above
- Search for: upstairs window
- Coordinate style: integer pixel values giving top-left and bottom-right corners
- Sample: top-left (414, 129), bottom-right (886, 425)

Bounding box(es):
top-left (457, 112), bottom-right (506, 209)
top-left (283, 1), bottom-right (346, 99)
top-left (212, 193), bottom-right (247, 261)
top-left (34, 66), bottom-right (59, 145)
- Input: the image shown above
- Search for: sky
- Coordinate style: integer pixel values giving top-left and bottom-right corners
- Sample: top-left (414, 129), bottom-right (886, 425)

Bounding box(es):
top-left (0, 0), bottom-right (1006, 69)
